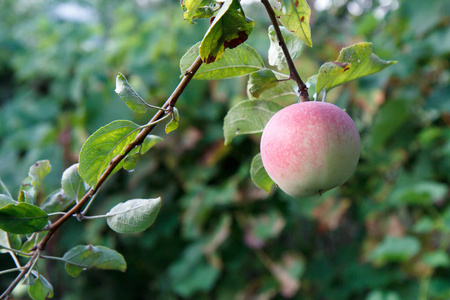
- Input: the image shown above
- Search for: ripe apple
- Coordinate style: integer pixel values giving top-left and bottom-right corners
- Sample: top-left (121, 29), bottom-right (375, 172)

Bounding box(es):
top-left (260, 101), bottom-right (360, 198)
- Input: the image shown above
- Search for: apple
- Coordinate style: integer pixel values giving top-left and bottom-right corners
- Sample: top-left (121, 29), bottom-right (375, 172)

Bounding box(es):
top-left (260, 101), bottom-right (360, 198)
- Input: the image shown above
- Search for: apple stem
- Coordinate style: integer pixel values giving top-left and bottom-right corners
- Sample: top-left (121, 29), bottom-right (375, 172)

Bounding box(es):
top-left (260, 0), bottom-right (310, 102)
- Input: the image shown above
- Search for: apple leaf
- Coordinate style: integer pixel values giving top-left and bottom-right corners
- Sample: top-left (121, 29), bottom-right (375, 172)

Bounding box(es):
top-left (61, 164), bottom-right (86, 202)
top-left (40, 189), bottom-right (73, 215)
top-left (275, 0), bottom-right (313, 47)
top-left (0, 230), bottom-right (22, 254)
top-left (315, 42), bottom-right (397, 96)
top-left (180, 42), bottom-right (264, 80)
top-left (422, 251), bottom-right (450, 268)
top-left (140, 135), bottom-right (163, 153)
top-left (369, 236), bottom-right (420, 265)
top-left (247, 69), bottom-right (279, 98)
top-left (28, 274), bottom-right (54, 300)
top-left (305, 74), bottom-right (317, 100)
top-left (62, 245), bottom-right (127, 277)
top-left (18, 160), bottom-right (51, 204)
top-left (21, 231), bottom-right (46, 254)
top-left (115, 73), bottom-right (150, 114)
top-left (223, 100), bottom-right (283, 145)
top-left (181, 0), bottom-right (220, 24)
top-left (200, 0), bottom-right (254, 63)
top-left (165, 108), bottom-right (180, 134)
top-left (106, 198), bottom-right (162, 233)
top-left (123, 153), bottom-right (140, 171)
top-left (0, 178), bottom-right (12, 199)
top-left (247, 69), bottom-right (297, 100)
top-left (78, 120), bottom-right (140, 187)
top-left (250, 153), bottom-right (274, 193)
top-left (123, 134), bottom-right (163, 171)
top-left (268, 25), bottom-right (304, 70)
top-left (0, 194), bottom-right (14, 207)
top-left (0, 203), bottom-right (48, 234)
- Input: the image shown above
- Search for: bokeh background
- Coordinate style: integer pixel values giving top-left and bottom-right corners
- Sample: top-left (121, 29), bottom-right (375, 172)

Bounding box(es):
top-left (0, 0), bottom-right (449, 299)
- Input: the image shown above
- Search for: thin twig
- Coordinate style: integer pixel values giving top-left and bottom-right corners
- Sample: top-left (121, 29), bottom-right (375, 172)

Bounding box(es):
top-left (260, 0), bottom-right (309, 102)
top-left (0, 246), bottom-right (32, 257)
top-left (0, 268), bottom-right (25, 276)
top-left (0, 55), bottom-right (203, 300)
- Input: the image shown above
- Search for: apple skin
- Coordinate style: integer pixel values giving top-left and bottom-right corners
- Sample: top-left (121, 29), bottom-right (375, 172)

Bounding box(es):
top-left (260, 101), bottom-right (360, 198)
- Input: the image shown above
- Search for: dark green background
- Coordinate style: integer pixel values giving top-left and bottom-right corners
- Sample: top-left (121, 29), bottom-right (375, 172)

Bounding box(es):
top-left (1, 0), bottom-right (449, 299)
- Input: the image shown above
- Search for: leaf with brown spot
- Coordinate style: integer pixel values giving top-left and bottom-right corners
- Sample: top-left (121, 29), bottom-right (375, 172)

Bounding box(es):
top-left (199, 0), bottom-right (254, 63)
top-left (274, 0), bottom-right (313, 47)
top-left (315, 42), bottom-right (397, 97)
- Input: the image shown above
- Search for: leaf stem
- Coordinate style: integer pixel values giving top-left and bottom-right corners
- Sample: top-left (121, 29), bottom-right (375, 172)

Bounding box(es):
top-left (143, 102), bottom-right (171, 112)
top-left (0, 55), bottom-right (204, 300)
top-left (78, 214), bottom-right (109, 220)
top-left (0, 268), bottom-right (25, 276)
top-left (260, 0), bottom-right (309, 102)
top-left (139, 111), bottom-right (173, 129)
top-left (0, 245), bottom-right (32, 257)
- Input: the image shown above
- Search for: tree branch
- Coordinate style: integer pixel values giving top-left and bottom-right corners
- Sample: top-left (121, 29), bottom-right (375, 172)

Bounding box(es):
top-left (0, 55), bottom-right (203, 300)
top-left (260, 0), bottom-right (309, 102)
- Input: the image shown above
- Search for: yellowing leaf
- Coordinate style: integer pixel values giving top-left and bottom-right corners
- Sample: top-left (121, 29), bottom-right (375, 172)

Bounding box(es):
top-left (181, 0), bottom-right (219, 24)
top-left (275, 0), bottom-right (313, 47)
top-left (315, 42), bottom-right (397, 95)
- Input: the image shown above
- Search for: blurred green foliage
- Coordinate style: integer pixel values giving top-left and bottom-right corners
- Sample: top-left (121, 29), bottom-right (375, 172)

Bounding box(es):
top-left (0, 0), bottom-right (449, 299)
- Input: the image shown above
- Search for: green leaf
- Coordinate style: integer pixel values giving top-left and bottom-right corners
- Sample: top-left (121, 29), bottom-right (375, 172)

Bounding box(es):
top-left (223, 100), bottom-right (283, 145)
top-left (422, 251), bottom-right (450, 268)
top-left (199, 0), bottom-right (254, 63)
top-left (367, 290), bottom-right (401, 300)
top-left (61, 164), bottom-right (87, 202)
top-left (247, 69), bottom-right (297, 100)
top-left (115, 73), bottom-right (149, 114)
top-left (28, 274), bottom-right (54, 300)
top-left (181, 0), bottom-right (219, 24)
top-left (275, 0), bottom-right (313, 47)
top-left (371, 100), bottom-right (410, 149)
top-left (123, 135), bottom-right (163, 171)
top-left (123, 153), bottom-right (140, 171)
top-left (62, 245), bottom-right (127, 277)
top-left (250, 210), bottom-right (285, 240)
top-left (369, 236), bottom-right (420, 265)
top-left (19, 160), bottom-right (52, 204)
top-left (180, 42), bottom-right (264, 80)
top-left (168, 243), bottom-right (220, 297)
top-left (21, 231), bottom-right (46, 254)
top-left (0, 230), bottom-right (22, 253)
top-left (0, 194), bottom-right (14, 207)
top-left (247, 69), bottom-right (278, 98)
top-left (78, 120), bottom-right (140, 187)
top-left (0, 178), bottom-right (12, 199)
top-left (0, 203), bottom-right (48, 234)
top-left (268, 25), bottom-right (304, 70)
top-left (305, 74), bottom-right (317, 100)
top-left (27, 160), bottom-right (52, 191)
top-left (315, 42), bottom-right (397, 95)
top-left (250, 153), bottom-right (274, 193)
top-left (40, 189), bottom-right (74, 214)
top-left (106, 198), bottom-right (162, 234)
top-left (140, 135), bottom-right (163, 153)
top-left (165, 107), bottom-right (180, 134)
top-left (389, 181), bottom-right (449, 206)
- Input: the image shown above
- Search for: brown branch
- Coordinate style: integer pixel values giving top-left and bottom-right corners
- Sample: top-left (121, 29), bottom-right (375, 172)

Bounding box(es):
top-left (260, 0), bottom-right (309, 102)
top-left (0, 55), bottom-right (204, 300)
